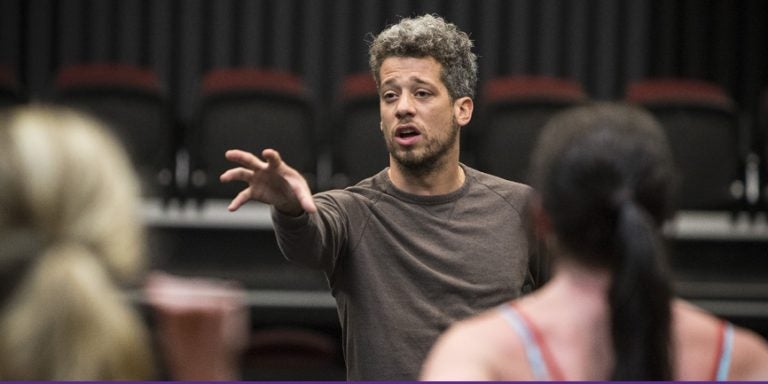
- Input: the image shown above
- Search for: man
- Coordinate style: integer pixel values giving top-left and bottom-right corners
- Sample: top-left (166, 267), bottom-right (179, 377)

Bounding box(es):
top-left (221, 14), bottom-right (546, 380)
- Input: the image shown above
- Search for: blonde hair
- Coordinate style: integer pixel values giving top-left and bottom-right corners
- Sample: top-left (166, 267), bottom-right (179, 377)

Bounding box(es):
top-left (0, 105), bottom-right (155, 379)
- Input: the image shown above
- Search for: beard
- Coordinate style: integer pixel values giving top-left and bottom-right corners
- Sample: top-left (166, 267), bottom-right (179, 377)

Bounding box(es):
top-left (385, 117), bottom-right (461, 177)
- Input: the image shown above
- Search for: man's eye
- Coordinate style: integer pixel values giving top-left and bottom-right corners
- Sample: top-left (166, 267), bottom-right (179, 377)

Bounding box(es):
top-left (382, 92), bottom-right (397, 100)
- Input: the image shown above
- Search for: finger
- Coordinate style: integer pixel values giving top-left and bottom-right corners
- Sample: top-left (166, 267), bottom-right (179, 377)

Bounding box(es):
top-left (219, 167), bottom-right (254, 183)
top-left (225, 149), bottom-right (268, 170)
top-left (261, 148), bottom-right (283, 170)
top-left (227, 187), bottom-right (253, 212)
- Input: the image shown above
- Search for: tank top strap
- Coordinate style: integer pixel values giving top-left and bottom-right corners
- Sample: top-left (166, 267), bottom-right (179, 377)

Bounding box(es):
top-left (712, 320), bottom-right (734, 381)
top-left (497, 303), bottom-right (564, 380)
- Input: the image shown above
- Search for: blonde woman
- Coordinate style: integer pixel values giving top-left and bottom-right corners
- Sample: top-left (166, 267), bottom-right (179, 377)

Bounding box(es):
top-left (0, 105), bottom-right (247, 380)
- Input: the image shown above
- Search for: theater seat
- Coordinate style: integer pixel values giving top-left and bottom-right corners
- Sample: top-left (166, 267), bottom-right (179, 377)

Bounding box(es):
top-left (0, 65), bottom-right (25, 109)
top-left (189, 68), bottom-right (317, 202)
top-left (473, 75), bottom-right (588, 183)
top-left (54, 63), bottom-right (177, 199)
top-left (241, 327), bottom-right (342, 380)
top-left (625, 78), bottom-right (743, 211)
top-left (759, 88), bottom-right (768, 211)
top-left (331, 72), bottom-right (387, 187)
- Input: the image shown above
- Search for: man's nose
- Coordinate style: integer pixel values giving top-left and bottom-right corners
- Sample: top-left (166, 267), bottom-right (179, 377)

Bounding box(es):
top-left (395, 94), bottom-right (415, 119)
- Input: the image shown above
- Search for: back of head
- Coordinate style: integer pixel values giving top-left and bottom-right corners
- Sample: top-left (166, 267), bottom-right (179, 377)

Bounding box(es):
top-left (530, 102), bottom-right (678, 380)
top-left (0, 105), bottom-right (154, 379)
top-left (368, 14), bottom-right (477, 100)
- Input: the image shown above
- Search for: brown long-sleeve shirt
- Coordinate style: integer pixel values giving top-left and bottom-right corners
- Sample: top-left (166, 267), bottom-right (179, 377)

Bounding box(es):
top-left (272, 165), bottom-right (545, 380)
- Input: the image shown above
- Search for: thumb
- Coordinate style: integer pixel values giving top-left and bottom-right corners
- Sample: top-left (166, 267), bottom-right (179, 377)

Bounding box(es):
top-left (299, 193), bottom-right (318, 214)
top-left (285, 176), bottom-right (317, 214)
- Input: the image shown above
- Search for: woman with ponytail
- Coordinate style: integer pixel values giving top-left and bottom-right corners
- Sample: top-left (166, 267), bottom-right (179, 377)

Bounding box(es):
top-left (421, 102), bottom-right (768, 380)
top-left (0, 105), bottom-right (247, 380)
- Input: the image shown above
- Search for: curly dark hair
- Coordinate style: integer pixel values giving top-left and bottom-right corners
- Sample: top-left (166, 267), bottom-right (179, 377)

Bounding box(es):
top-left (368, 14), bottom-right (478, 100)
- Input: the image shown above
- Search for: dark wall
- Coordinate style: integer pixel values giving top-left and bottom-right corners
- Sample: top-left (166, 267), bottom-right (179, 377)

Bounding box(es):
top-left (2, 0), bottom-right (767, 122)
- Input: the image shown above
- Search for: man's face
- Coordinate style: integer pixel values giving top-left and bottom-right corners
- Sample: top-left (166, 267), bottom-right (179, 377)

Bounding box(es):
top-left (378, 56), bottom-right (463, 173)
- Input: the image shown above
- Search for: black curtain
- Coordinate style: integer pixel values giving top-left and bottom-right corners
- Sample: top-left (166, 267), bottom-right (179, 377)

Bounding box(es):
top-left (2, 0), bottom-right (766, 125)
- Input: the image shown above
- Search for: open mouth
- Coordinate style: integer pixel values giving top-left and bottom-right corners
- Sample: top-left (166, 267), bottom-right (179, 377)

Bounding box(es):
top-left (396, 127), bottom-right (420, 138)
top-left (395, 125), bottom-right (422, 146)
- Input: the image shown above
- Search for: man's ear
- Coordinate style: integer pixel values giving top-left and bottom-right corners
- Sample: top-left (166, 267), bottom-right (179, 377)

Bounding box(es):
top-left (453, 96), bottom-right (473, 126)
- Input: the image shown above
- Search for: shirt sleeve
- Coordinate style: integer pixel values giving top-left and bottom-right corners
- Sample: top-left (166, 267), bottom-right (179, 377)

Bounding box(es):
top-left (271, 193), bottom-right (349, 274)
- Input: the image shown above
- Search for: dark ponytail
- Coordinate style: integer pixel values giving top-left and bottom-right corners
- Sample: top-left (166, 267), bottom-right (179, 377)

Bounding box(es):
top-left (530, 102), bottom-right (678, 380)
top-left (609, 198), bottom-right (672, 380)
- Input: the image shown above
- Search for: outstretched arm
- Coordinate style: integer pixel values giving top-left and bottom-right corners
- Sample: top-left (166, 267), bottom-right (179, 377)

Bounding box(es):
top-left (219, 148), bottom-right (316, 215)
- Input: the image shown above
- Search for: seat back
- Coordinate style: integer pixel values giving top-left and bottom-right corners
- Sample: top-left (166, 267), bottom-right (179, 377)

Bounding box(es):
top-left (0, 65), bottom-right (25, 109)
top-left (54, 64), bottom-right (176, 198)
top-left (242, 327), bottom-right (343, 380)
top-left (474, 76), bottom-right (588, 183)
top-left (331, 72), bottom-right (387, 187)
top-left (626, 78), bottom-right (742, 211)
top-left (759, 88), bottom-right (768, 210)
top-left (192, 68), bottom-right (317, 200)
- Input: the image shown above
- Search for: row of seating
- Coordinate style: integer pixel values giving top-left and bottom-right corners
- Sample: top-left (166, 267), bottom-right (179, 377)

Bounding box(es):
top-left (1, 64), bottom-right (767, 214)
top-left (472, 76), bottom-right (751, 214)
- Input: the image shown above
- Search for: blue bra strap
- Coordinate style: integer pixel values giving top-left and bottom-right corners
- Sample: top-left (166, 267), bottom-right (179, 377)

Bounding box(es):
top-left (497, 304), bottom-right (550, 381)
top-left (716, 322), bottom-right (734, 381)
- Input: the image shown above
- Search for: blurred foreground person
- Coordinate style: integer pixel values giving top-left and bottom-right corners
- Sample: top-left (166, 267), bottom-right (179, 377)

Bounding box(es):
top-left (0, 105), bottom-right (246, 380)
top-left (421, 103), bottom-right (768, 381)
top-left (144, 271), bottom-right (248, 380)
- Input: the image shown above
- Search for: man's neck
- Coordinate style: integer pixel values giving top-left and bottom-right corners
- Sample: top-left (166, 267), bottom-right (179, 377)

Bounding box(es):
top-left (388, 158), bottom-right (465, 196)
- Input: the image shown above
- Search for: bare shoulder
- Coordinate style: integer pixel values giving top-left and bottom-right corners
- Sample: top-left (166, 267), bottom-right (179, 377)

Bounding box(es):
top-left (728, 325), bottom-right (768, 380)
top-left (673, 300), bottom-right (724, 340)
top-left (420, 308), bottom-right (531, 380)
top-left (673, 301), bottom-right (731, 379)
top-left (673, 300), bottom-right (768, 380)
